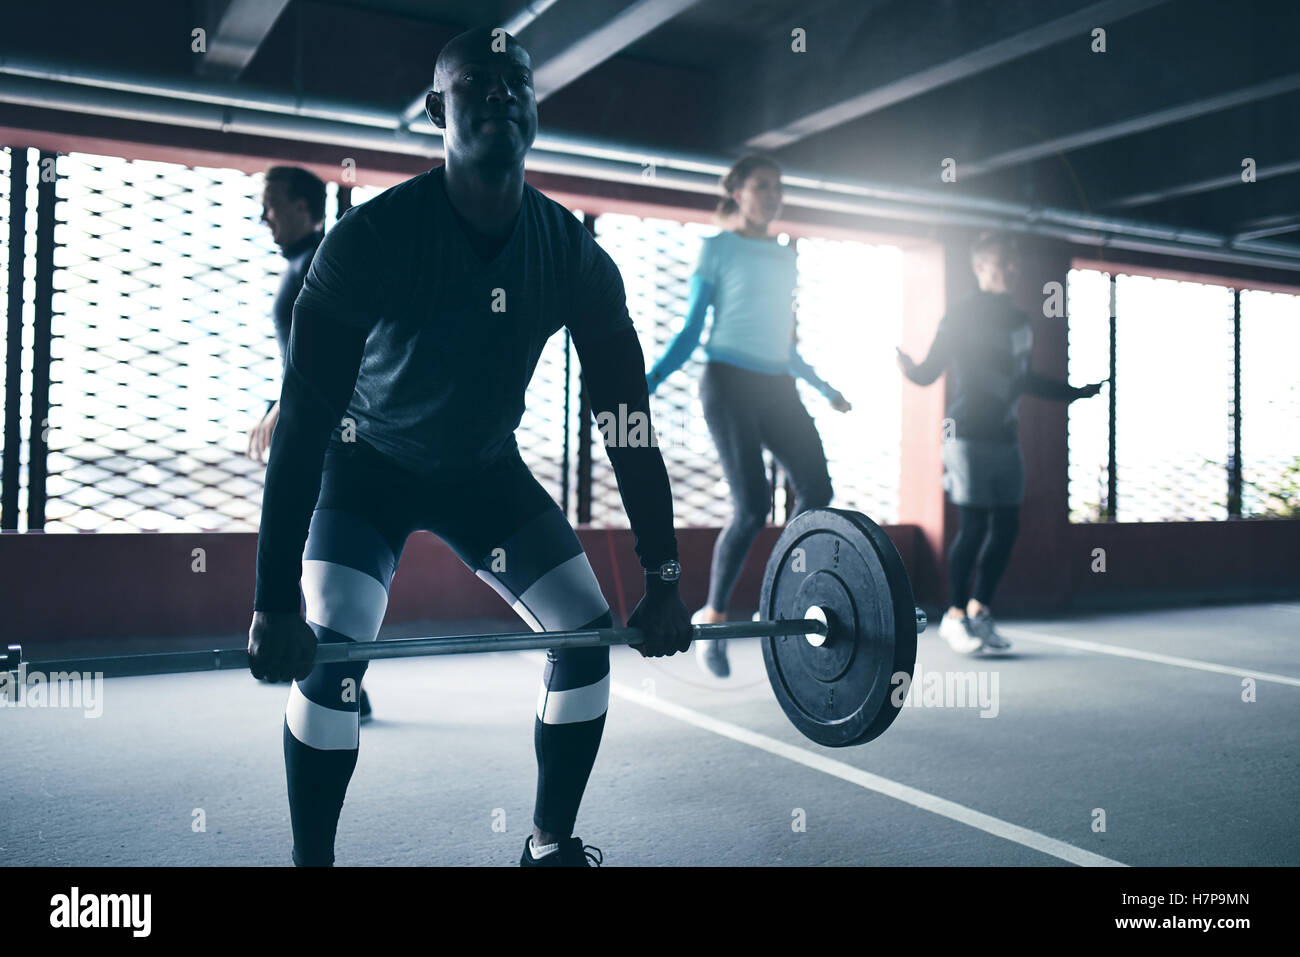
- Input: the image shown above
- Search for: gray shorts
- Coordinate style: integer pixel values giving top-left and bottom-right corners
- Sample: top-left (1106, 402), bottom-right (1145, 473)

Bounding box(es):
top-left (942, 438), bottom-right (1025, 507)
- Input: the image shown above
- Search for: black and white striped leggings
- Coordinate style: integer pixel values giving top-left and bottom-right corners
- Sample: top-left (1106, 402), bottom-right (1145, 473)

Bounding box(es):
top-left (285, 436), bottom-right (612, 866)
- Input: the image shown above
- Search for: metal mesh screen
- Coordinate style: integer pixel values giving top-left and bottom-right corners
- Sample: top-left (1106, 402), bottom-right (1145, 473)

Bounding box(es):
top-left (792, 236), bottom-right (902, 523)
top-left (0, 146), bottom-right (11, 517)
top-left (592, 213), bottom-right (724, 528)
top-left (0, 144), bottom-right (6, 280)
top-left (1240, 288), bottom-right (1300, 517)
top-left (1066, 268), bottom-right (1112, 523)
top-left (45, 153), bottom-right (283, 531)
top-left (520, 326), bottom-right (575, 509)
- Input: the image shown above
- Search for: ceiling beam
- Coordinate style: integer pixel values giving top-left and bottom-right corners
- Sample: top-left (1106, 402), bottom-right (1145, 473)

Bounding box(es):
top-left (528, 0), bottom-right (701, 102)
top-left (1108, 174), bottom-right (1300, 235)
top-left (731, 0), bottom-right (1167, 151)
top-left (1234, 212), bottom-right (1300, 242)
top-left (195, 0), bottom-right (292, 80)
top-left (773, 0), bottom-right (1300, 190)
top-left (1108, 158), bottom-right (1300, 210)
top-left (1040, 94), bottom-right (1300, 210)
top-left (962, 72), bottom-right (1300, 179)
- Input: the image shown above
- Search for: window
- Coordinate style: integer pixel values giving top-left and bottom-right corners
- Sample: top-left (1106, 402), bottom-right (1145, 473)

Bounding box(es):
top-left (1068, 267), bottom-right (1294, 522)
top-left (1240, 289), bottom-right (1300, 518)
top-left (1113, 274), bottom-right (1233, 522)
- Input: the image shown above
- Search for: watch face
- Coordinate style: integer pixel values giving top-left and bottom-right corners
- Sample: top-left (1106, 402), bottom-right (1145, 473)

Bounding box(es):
top-left (660, 561), bottom-right (681, 582)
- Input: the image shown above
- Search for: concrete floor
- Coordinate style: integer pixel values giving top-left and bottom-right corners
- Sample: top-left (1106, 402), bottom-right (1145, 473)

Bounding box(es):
top-left (2, 602), bottom-right (1296, 866)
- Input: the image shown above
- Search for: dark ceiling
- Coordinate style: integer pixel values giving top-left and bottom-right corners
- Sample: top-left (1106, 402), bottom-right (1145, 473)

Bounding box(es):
top-left (2, 0), bottom-right (1299, 241)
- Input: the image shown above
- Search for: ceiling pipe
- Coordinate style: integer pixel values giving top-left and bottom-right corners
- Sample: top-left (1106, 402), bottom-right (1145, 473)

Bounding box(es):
top-left (3, 57), bottom-right (1300, 272)
top-left (0, 53), bottom-right (395, 129)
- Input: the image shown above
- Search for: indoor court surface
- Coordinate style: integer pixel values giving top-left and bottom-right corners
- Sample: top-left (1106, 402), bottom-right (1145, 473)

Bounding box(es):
top-left (5, 603), bottom-right (1296, 867)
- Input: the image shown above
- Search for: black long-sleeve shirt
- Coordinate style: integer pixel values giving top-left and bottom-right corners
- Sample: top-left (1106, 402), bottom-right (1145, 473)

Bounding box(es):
top-left (272, 228), bottom-right (324, 365)
top-left (904, 290), bottom-right (1079, 441)
top-left (263, 228), bottom-right (323, 414)
top-left (254, 166), bottom-right (678, 613)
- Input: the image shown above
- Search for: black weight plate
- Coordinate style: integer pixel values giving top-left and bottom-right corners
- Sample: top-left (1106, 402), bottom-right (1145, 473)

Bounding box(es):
top-left (760, 508), bottom-right (917, 747)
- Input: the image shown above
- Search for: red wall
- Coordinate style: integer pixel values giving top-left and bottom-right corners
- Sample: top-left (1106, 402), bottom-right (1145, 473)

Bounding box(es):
top-left (897, 241), bottom-right (948, 603)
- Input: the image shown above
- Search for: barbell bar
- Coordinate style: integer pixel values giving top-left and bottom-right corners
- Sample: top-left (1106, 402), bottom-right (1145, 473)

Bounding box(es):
top-left (1, 508), bottom-right (925, 748)
top-left (4, 617), bottom-right (848, 676)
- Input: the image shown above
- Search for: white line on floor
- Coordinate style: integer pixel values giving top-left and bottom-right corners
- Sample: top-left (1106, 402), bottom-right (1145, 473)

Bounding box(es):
top-left (1000, 628), bottom-right (1300, 688)
top-left (610, 679), bottom-right (1126, 867)
top-left (519, 651), bottom-right (1123, 866)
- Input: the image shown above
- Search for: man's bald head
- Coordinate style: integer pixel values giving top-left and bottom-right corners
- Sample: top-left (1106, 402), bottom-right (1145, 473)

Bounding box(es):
top-left (433, 27), bottom-right (530, 92)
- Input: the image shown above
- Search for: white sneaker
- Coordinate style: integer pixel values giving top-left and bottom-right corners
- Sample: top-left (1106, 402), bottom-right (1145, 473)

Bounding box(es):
top-left (968, 611), bottom-right (1011, 652)
top-left (692, 607), bottom-right (730, 678)
top-left (939, 614), bottom-right (983, 655)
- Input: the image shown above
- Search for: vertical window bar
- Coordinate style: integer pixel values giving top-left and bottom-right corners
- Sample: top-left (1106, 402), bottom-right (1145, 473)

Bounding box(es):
top-left (2, 147), bottom-right (27, 530)
top-left (1229, 287), bottom-right (1243, 519)
top-left (26, 151), bottom-right (58, 530)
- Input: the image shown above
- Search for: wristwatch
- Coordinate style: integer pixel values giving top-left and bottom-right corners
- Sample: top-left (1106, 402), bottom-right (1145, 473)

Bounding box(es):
top-left (647, 560), bottom-right (681, 584)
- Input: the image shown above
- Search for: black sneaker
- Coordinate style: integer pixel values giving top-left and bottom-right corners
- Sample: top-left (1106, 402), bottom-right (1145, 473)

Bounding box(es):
top-left (519, 836), bottom-right (602, 867)
top-left (359, 687), bottom-right (372, 724)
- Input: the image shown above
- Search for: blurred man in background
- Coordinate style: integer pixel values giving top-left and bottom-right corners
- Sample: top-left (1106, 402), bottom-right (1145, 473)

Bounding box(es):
top-left (247, 166), bottom-right (326, 462)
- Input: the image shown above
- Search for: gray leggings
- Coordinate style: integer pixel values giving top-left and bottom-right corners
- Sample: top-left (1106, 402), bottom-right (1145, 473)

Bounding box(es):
top-left (700, 361), bottom-right (833, 612)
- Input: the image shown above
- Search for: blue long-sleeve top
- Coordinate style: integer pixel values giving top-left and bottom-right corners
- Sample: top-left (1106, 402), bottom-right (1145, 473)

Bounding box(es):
top-left (646, 231), bottom-right (840, 400)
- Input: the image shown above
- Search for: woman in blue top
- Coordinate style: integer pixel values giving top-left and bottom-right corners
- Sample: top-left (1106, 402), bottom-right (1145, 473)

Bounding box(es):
top-left (647, 155), bottom-right (851, 678)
